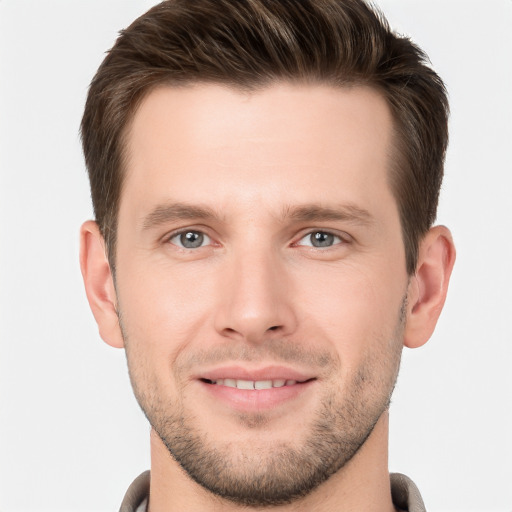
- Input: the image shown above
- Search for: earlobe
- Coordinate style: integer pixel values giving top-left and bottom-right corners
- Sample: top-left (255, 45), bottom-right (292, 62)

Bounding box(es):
top-left (79, 220), bottom-right (124, 348)
top-left (403, 225), bottom-right (456, 349)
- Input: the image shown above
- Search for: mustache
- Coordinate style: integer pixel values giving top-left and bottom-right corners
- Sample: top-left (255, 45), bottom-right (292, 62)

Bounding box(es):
top-left (175, 338), bottom-right (337, 372)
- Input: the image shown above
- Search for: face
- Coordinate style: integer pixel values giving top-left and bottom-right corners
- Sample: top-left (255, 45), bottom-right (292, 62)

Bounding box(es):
top-left (115, 83), bottom-right (409, 505)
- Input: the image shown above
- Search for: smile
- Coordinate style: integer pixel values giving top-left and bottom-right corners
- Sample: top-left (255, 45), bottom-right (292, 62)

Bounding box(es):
top-left (196, 366), bottom-right (316, 411)
top-left (199, 375), bottom-right (315, 412)
top-left (202, 378), bottom-right (303, 390)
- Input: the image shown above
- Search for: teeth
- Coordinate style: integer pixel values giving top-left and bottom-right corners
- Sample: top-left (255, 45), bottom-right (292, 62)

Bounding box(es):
top-left (254, 380), bottom-right (273, 390)
top-left (237, 379), bottom-right (254, 390)
top-left (210, 379), bottom-right (300, 390)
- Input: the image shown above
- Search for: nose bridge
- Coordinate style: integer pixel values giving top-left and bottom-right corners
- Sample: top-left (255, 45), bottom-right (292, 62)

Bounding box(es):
top-left (215, 241), bottom-right (296, 342)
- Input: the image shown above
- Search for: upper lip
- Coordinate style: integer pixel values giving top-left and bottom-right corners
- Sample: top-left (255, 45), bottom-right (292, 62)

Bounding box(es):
top-left (196, 365), bottom-right (315, 383)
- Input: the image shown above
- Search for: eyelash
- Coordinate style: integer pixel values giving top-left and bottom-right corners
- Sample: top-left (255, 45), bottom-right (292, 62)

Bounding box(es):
top-left (165, 228), bottom-right (350, 250)
top-left (294, 230), bottom-right (347, 248)
top-left (166, 229), bottom-right (213, 249)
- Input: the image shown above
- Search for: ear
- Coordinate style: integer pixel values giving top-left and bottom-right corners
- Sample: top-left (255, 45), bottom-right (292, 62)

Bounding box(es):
top-left (79, 220), bottom-right (124, 348)
top-left (403, 225), bottom-right (456, 348)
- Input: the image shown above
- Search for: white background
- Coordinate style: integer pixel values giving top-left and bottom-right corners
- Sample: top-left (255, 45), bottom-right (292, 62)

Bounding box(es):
top-left (0, 1), bottom-right (511, 511)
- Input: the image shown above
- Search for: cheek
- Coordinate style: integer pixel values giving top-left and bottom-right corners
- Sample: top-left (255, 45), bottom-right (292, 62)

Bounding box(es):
top-left (293, 259), bottom-right (406, 364)
top-left (116, 258), bottom-right (219, 363)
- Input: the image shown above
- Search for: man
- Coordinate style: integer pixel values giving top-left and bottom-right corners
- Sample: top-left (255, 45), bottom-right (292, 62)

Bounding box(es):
top-left (79, 0), bottom-right (455, 510)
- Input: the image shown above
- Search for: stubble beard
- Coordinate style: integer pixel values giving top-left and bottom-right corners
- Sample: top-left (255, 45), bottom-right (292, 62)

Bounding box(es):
top-left (122, 299), bottom-right (406, 507)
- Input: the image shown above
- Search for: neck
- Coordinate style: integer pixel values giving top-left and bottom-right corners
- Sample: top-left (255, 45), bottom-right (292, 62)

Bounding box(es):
top-left (147, 411), bottom-right (396, 512)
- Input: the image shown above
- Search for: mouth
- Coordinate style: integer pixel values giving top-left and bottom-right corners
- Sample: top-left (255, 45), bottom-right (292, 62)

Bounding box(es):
top-left (200, 379), bottom-right (314, 391)
top-left (200, 378), bottom-right (312, 390)
top-left (196, 367), bottom-right (317, 412)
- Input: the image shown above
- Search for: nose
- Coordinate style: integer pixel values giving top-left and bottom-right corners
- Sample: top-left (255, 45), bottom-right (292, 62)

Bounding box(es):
top-left (214, 248), bottom-right (298, 344)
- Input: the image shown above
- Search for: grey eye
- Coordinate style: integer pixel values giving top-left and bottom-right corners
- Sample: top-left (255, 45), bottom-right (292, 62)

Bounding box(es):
top-left (310, 232), bottom-right (335, 247)
top-left (171, 230), bottom-right (210, 249)
top-left (297, 231), bottom-right (341, 248)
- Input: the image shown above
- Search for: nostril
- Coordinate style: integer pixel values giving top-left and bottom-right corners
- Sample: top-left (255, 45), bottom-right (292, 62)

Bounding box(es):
top-left (268, 326), bottom-right (279, 331)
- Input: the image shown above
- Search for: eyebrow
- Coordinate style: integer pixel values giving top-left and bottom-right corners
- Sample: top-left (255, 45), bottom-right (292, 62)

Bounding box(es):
top-left (141, 201), bottom-right (374, 231)
top-left (142, 203), bottom-right (219, 230)
top-left (283, 204), bottom-right (374, 226)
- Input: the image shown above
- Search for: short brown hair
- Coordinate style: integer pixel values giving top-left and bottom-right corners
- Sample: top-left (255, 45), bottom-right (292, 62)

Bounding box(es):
top-left (81, 0), bottom-right (448, 275)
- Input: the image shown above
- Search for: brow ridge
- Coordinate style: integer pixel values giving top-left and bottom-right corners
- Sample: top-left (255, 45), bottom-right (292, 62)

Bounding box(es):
top-left (141, 201), bottom-right (374, 231)
top-left (283, 203), bottom-right (374, 225)
top-left (142, 203), bottom-right (219, 230)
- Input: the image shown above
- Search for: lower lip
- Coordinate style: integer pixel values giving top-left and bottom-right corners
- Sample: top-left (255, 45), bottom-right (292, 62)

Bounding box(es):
top-left (199, 380), bottom-right (315, 412)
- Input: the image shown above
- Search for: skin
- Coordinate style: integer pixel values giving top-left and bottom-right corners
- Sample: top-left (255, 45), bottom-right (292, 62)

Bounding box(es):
top-left (80, 83), bottom-right (455, 511)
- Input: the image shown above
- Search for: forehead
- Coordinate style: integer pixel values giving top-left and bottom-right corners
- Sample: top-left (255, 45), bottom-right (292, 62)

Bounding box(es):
top-left (120, 82), bottom-right (395, 217)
